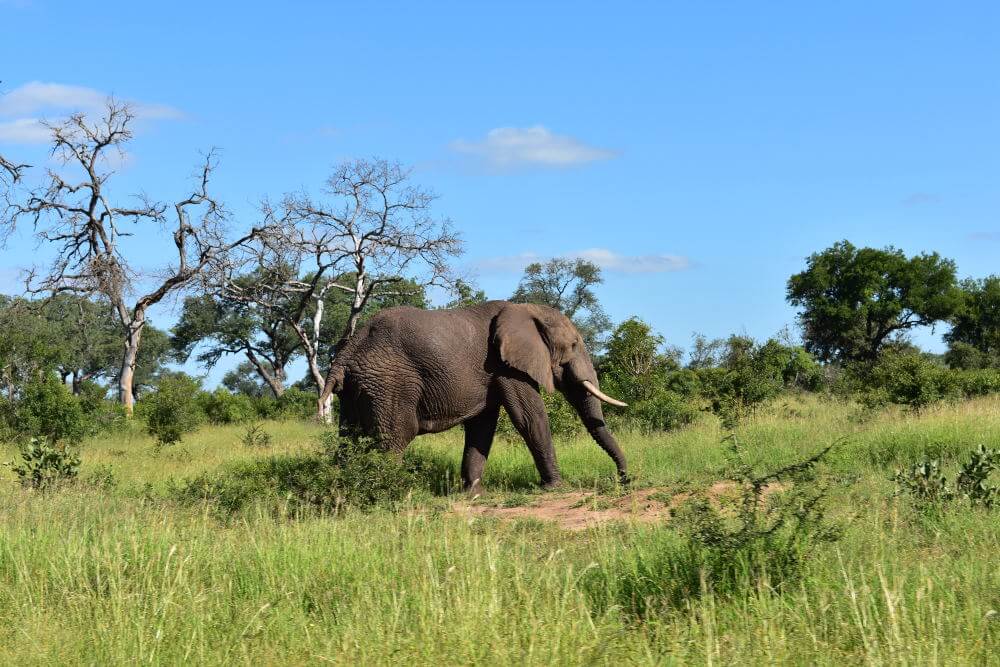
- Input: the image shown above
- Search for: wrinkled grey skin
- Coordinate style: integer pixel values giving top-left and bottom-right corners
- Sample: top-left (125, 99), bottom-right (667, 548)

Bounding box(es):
top-left (321, 300), bottom-right (628, 490)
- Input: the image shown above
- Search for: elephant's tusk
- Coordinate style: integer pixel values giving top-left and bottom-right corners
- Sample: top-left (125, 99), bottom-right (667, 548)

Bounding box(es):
top-left (581, 380), bottom-right (628, 408)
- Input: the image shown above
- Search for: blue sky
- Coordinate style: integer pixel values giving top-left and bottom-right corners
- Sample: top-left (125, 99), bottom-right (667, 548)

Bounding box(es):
top-left (2, 1), bottom-right (998, 385)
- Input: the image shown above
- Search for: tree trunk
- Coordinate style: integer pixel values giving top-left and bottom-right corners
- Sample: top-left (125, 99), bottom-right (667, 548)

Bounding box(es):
top-left (119, 314), bottom-right (145, 416)
top-left (246, 349), bottom-right (286, 398)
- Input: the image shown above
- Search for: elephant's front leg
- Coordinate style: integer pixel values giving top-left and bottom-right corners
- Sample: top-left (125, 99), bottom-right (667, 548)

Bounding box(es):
top-left (496, 376), bottom-right (561, 488)
top-left (461, 402), bottom-right (501, 495)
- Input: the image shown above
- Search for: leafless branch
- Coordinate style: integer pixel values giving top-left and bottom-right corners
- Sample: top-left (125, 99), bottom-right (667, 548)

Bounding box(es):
top-left (0, 99), bottom-right (261, 412)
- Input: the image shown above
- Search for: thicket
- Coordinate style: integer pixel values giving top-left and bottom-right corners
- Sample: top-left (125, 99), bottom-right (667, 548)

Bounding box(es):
top-left (171, 431), bottom-right (435, 518)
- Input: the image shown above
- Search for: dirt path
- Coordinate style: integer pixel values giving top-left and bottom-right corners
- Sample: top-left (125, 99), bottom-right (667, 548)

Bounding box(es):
top-left (451, 481), bottom-right (786, 531)
top-left (451, 484), bottom-right (732, 531)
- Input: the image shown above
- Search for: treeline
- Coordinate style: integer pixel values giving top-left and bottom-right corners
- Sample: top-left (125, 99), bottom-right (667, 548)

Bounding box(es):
top-left (2, 239), bottom-right (998, 447)
top-left (2, 101), bottom-right (999, 448)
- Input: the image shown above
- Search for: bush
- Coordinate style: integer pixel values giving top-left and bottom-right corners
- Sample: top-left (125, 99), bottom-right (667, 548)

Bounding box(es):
top-left (199, 388), bottom-right (256, 425)
top-left (944, 341), bottom-right (997, 370)
top-left (240, 421), bottom-right (273, 449)
top-left (955, 368), bottom-right (1000, 397)
top-left (583, 443), bottom-right (839, 616)
top-left (618, 388), bottom-right (698, 433)
top-left (665, 368), bottom-right (702, 398)
top-left (275, 387), bottom-right (322, 420)
top-left (8, 437), bottom-right (81, 490)
top-left (144, 374), bottom-right (205, 445)
top-left (861, 351), bottom-right (960, 410)
top-left (250, 387), bottom-right (324, 421)
top-left (697, 337), bottom-right (792, 428)
top-left (77, 381), bottom-right (129, 435)
top-left (894, 444), bottom-right (1000, 509)
top-left (173, 431), bottom-right (423, 518)
top-left (16, 376), bottom-right (88, 443)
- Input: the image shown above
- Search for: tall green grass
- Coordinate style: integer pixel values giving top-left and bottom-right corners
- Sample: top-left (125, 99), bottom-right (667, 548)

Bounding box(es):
top-left (1, 396), bottom-right (999, 664)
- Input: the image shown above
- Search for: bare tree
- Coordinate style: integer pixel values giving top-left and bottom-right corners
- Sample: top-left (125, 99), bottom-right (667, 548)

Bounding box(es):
top-left (228, 158), bottom-right (462, 419)
top-left (1, 154), bottom-right (28, 186)
top-left (1, 100), bottom-right (259, 414)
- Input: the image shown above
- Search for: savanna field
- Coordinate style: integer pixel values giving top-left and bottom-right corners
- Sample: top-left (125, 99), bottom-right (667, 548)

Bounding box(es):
top-left (2, 395), bottom-right (999, 666)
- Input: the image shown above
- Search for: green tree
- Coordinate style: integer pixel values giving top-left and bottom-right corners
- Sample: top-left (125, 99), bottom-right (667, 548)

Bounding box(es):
top-left (511, 258), bottom-right (611, 352)
top-left (0, 296), bottom-right (62, 399)
top-left (600, 318), bottom-right (679, 405)
top-left (445, 279), bottom-right (488, 309)
top-left (143, 373), bottom-right (205, 445)
top-left (787, 240), bottom-right (962, 363)
top-left (944, 276), bottom-right (1000, 369)
top-left (172, 274), bottom-right (303, 397)
top-left (40, 295), bottom-right (121, 394)
top-left (222, 361), bottom-right (272, 397)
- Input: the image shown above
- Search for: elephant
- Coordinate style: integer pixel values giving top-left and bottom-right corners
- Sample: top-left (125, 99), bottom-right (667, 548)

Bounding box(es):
top-left (319, 300), bottom-right (630, 491)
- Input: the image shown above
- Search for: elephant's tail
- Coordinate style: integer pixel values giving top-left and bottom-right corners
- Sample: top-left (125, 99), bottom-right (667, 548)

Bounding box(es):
top-left (319, 363), bottom-right (345, 407)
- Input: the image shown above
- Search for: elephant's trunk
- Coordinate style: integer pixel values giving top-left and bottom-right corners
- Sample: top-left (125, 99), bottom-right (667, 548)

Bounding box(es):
top-left (568, 388), bottom-right (630, 485)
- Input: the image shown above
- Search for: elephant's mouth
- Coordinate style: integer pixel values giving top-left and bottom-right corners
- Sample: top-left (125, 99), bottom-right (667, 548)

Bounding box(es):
top-left (580, 380), bottom-right (628, 408)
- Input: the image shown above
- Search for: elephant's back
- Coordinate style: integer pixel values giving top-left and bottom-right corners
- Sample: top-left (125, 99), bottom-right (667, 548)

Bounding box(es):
top-left (363, 306), bottom-right (491, 362)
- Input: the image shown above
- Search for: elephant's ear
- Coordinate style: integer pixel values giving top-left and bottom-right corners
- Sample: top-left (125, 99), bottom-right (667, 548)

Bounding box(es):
top-left (494, 304), bottom-right (555, 392)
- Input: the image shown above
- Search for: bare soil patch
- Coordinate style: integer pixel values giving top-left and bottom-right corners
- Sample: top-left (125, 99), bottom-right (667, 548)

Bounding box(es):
top-left (453, 484), bottom-right (719, 531)
top-left (452, 481), bottom-right (786, 531)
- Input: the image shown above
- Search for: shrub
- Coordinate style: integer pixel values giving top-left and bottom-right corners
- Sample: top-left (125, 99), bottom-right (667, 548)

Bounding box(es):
top-left (955, 445), bottom-right (1000, 507)
top-left (621, 388), bottom-right (698, 432)
top-left (144, 374), bottom-right (205, 445)
top-left (861, 351), bottom-right (960, 410)
top-left (275, 387), bottom-right (322, 420)
top-left (893, 458), bottom-right (953, 505)
top-left (77, 381), bottom-right (129, 435)
top-left (16, 376), bottom-right (88, 443)
top-left (199, 388), bottom-right (256, 424)
top-left (240, 421), bottom-right (273, 449)
top-left (944, 341), bottom-right (996, 370)
top-left (173, 431), bottom-right (422, 518)
top-left (956, 368), bottom-right (1000, 397)
top-left (893, 445), bottom-right (1000, 509)
top-left (8, 437), bottom-right (81, 490)
top-left (600, 318), bottom-right (679, 406)
top-left (249, 387), bottom-right (324, 421)
top-left (318, 432), bottom-right (421, 508)
top-left (665, 368), bottom-right (702, 398)
top-left (583, 443), bottom-right (839, 616)
top-left (697, 336), bottom-right (798, 428)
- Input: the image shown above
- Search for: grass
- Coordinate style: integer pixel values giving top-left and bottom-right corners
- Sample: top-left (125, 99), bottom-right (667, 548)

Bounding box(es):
top-left (1, 395), bottom-right (999, 664)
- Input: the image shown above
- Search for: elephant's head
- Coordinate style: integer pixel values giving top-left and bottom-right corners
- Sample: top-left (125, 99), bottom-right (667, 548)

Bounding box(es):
top-left (494, 303), bottom-right (630, 482)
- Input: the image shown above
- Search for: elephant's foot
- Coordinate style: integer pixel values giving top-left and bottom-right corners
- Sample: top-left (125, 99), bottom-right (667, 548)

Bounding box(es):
top-left (464, 477), bottom-right (484, 500)
top-left (539, 477), bottom-right (562, 491)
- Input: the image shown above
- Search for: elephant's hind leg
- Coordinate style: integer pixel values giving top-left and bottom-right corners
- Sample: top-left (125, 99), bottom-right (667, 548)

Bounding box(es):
top-left (461, 402), bottom-right (501, 494)
top-left (368, 386), bottom-right (421, 456)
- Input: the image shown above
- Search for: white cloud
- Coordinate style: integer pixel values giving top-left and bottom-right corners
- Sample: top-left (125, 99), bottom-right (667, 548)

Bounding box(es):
top-left (0, 81), bottom-right (183, 145)
top-left (0, 118), bottom-right (50, 144)
top-left (0, 82), bottom-right (107, 116)
top-left (569, 248), bottom-right (691, 273)
top-left (475, 248), bottom-right (690, 274)
top-left (451, 126), bottom-right (617, 168)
